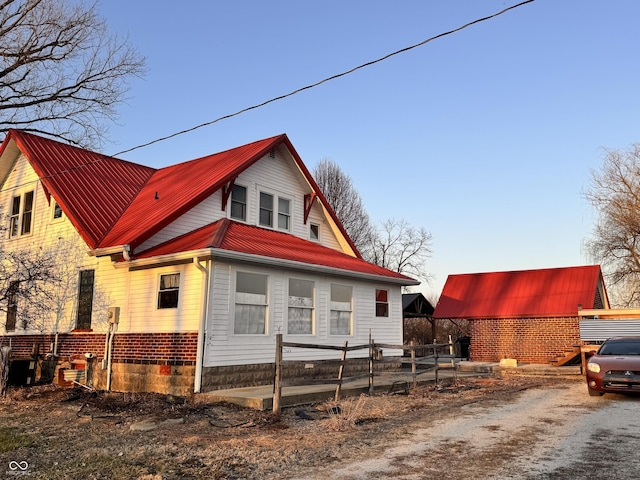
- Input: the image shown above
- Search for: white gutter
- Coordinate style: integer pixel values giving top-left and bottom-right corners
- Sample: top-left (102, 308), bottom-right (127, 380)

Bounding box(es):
top-left (117, 248), bottom-right (419, 286)
top-left (192, 256), bottom-right (210, 393)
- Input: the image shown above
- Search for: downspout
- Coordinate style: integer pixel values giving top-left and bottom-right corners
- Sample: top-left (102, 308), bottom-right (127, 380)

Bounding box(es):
top-left (193, 256), bottom-right (210, 393)
top-left (123, 244), bottom-right (131, 261)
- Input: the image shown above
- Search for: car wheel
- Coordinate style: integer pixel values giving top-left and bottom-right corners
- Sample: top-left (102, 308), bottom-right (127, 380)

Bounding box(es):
top-left (588, 387), bottom-right (604, 396)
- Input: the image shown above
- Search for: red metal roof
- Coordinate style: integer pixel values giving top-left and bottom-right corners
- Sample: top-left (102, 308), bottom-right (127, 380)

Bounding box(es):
top-left (433, 265), bottom-right (606, 319)
top-left (134, 219), bottom-right (415, 282)
top-left (98, 135), bottom-right (286, 249)
top-left (8, 130), bottom-right (155, 248)
top-left (3, 130), bottom-right (358, 258)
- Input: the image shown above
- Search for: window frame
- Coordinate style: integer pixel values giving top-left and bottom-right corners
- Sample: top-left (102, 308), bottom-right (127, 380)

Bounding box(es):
top-left (375, 289), bottom-right (389, 318)
top-left (310, 223), bottom-right (320, 241)
top-left (52, 201), bottom-right (64, 221)
top-left (6, 281), bottom-right (19, 332)
top-left (330, 283), bottom-right (352, 336)
top-left (8, 190), bottom-right (35, 238)
top-left (233, 270), bottom-right (269, 335)
top-left (287, 278), bottom-right (315, 335)
top-left (157, 273), bottom-right (181, 310)
top-left (76, 269), bottom-right (95, 330)
top-left (259, 191), bottom-right (274, 227)
top-left (230, 184), bottom-right (247, 221)
top-left (277, 197), bottom-right (291, 231)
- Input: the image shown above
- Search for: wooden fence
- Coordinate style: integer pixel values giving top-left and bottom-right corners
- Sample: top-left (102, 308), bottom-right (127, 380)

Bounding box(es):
top-left (272, 333), bottom-right (456, 413)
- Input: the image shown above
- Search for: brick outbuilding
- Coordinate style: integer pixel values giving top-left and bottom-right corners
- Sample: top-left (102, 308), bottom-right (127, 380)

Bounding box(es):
top-left (433, 265), bottom-right (610, 364)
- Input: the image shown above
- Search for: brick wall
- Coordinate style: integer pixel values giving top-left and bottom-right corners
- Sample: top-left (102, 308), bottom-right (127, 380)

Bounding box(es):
top-left (0, 332), bottom-right (198, 365)
top-left (469, 316), bottom-right (580, 363)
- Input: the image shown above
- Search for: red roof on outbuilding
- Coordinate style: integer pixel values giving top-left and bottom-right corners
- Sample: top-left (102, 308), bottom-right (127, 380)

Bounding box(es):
top-left (134, 219), bottom-right (415, 283)
top-left (433, 265), bottom-right (607, 319)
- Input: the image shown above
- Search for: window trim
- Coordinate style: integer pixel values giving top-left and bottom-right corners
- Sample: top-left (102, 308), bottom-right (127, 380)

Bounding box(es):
top-left (233, 270), bottom-right (269, 335)
top-left (375, 289), bottom-right (389, 318)
top-left (286, 277), bottom-right (315, 336)
top-left (76, 269), bottom-right (95, 330)
top-left (229, 184), bottom-right (247, 221)
top-left (8, 190), bottom-right (35, 238)
top-left (310, 223), bottom-right (320, 241)
top-left (259, 191), bottom-right (274, 227)
top-left (329, 283), bottom-right (353, 336)
top-left (51, 201), bottom-right (64, 222)
top-left (277, 197), bottom-right (291, 231)
top-left (157, 272), bottom-right (181, 310)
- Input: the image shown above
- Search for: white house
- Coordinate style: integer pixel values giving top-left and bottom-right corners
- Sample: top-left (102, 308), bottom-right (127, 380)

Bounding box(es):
top-left (0, 130), bottom-right (418, 395)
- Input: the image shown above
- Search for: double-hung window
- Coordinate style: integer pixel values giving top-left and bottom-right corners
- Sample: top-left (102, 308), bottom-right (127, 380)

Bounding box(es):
top-left (278, 198), bottom-right (290, 230)
top-left (230, 185), bottom-right (247, 221)
top-left (158, 273), bottom-right (180, 309)
top-left (330, 284), bottom-right (352, 335)
top-left (9, 191), bottom-right (34, 238)
top-left (259, 192), bottom-right (274, 227)
top-left (234, 271), bottom-right (268, 334)
top-left (288, 279), bottom-right (314, 334)
top-left (259, 191), bottom-right (291, 231)
top-left (375, 289), bottom-right (389, 317)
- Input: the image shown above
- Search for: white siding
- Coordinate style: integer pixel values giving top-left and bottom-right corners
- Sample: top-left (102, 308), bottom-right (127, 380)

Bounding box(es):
top-left (203, 259), bottom-right (404, 367)
top-left (1, 154), bottom-right (201, 336)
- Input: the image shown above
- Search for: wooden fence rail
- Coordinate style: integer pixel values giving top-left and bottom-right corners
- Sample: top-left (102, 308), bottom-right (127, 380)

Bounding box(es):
top-left (272, 334), bottom-right (456, 413)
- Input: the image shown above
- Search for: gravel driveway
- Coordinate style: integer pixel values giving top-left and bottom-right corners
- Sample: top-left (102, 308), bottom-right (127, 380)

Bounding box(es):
top-left (295, 380), bottom-right (640, 480)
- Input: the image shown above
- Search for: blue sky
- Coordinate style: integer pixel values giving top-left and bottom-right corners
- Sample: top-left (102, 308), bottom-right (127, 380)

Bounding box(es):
top-left (98, 1), bottom-right (640, 300)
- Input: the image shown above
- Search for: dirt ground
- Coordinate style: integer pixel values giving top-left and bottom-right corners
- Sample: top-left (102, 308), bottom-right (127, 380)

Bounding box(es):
top-left (0, 374), bottom-right (585, 480)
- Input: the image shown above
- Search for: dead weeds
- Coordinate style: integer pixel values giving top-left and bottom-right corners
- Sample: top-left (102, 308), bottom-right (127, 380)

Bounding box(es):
top-left (0, 374), bottom-right (580, 480)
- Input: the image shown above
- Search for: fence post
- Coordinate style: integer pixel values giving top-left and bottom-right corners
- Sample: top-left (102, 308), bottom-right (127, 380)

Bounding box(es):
top-left (273, 333), bottom-right (283, 413)
top-left (410, 340), bottom-right (417, 390)
top-left (369, 332), bottom-right (374, 395)
top-left (449, 335), bottom-right (457, 380)
top-left (434, 342), bottom-right (439, 386)
top-left (334, 340), bottom-right (348, 402)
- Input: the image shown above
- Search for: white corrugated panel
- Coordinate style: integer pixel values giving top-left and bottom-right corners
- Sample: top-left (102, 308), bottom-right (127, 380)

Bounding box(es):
top-left (580, 320), bottom-right (640, 341)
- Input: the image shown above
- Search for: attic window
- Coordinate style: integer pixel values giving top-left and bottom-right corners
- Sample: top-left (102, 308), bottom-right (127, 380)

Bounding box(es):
top-left (230, 185), bottom-right (247, 221)
top-left (310, 223), bottom-right (319, 241)
top-left (9, 191), bottom-right (34, 238)
top-left (52, 202), bottom-right (63, 220)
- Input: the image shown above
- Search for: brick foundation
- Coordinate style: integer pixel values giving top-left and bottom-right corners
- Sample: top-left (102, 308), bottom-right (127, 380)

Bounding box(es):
top-left (1, 332), bottom-right (198, 396)
top-left (469, 317), bottom-right (581, 363)
top-left (1, 332), bottom-right (404, 395)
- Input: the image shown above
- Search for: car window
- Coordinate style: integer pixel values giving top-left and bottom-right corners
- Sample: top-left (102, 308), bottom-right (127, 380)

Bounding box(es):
top-left (599, 341), bottom-right (640, 355)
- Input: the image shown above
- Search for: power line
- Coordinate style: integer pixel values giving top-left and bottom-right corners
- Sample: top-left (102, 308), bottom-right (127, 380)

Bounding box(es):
top-left (1, 0), bottom-right (535, 195)
top-left (112, 0), bottom-right (535, 157)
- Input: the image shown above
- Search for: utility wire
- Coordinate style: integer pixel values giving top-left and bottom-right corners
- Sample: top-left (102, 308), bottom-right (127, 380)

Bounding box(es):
top-left (1, 0), bottom-right (535, 195)
top-left (112, 0), bottom-right (535, 157)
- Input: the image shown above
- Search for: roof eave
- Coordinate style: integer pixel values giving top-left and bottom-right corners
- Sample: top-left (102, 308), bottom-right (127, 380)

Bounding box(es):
top-left (118, 247), bottom-right (418, 285)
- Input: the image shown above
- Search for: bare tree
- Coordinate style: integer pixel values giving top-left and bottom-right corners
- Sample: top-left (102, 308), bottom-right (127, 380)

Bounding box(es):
top-left (0, 0), bottom-right (145, 148)
top-left (364, 219), bottom-right (432, 284)
top-left (0, 247), bottom-right (58, 331)
top-left (313, 158), bottom-right (374, 254)
top-left (585, 143), bottom-right (640, 307)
